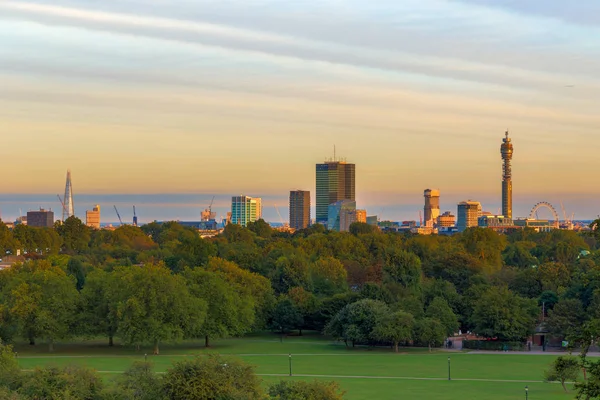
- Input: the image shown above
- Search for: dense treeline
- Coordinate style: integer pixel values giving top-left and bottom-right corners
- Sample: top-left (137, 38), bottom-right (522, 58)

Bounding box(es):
top-left (2, 217), bottom-right (600, 353)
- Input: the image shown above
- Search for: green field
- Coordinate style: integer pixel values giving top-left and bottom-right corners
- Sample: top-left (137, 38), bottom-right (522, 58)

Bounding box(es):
top-left (14, 334), bottom-right (579, 399)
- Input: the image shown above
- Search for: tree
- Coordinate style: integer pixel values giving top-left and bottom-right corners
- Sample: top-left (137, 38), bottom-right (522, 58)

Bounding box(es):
top-left (325, 299), bottom-right (389, 347)
top-left (206, 257), bottom-right (274, 329)
top-left (247, 219), bottom-right (273, 239)
top-left (383, 249), bottom-right (422, 288)
top-left (349, 222), bottom-right (377, 235)
top-left (547, 298), bottom-right (587, 338)
top-left (107, 361), bottom-right (163, 400)
top-left (426, 297), bottom-right (459, 337)
top-left (471, 286), bottom-right (538, 341)
top-left (79, 269), bottom-right (118, 346)
top-left (372, 310), bottom-right (414, 352)
top-left (415, 318), bottom-right (446, 352)
top-left (183, 268), bottom-right (254, 347)
top-left (268, 380), bottom-right (345, 400)
top-left (310, 257), bottom-right (348, 296)
top-left (110, 264), bottom-right (207, 354)
top-left (162, 355), bottom-right (265, 400)
top-left (545, 356), bottom-right (579, 392)
top-left (0, 341), bottom-right (22, 391)
top-left (66, 257), bottom-right (87, 291)
top-left (459, 228), bottom-right (507, 270)
top-left (269, 298), bottom-right (303, 334)
top-left (56, 216), bottom-right (91, 253)
top-left (20, 365), bottom-right (103, 399)
top-left (3, 262), bottom-right (79, 351)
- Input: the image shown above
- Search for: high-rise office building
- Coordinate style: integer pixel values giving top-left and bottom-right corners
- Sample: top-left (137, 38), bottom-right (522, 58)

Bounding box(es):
top-left (231, 195), bottom-right (262, 227)
top-left (328, 200), bottom-right (356, 232)
top-left (316, 160), bottom-right (355, 225)
top-left (501, 131), bottom-right (513, 219)
top-left (86, 205), bottom-right (101, 229)
top-left (457, 201), bottom-right (482, 232)
top-left (289, 190), bottom-right (310, 230)
top-left (27, 208), bottom-right (54, 228)
top-left (424, 189), bottom-right (440, 224)
top-left (62, 169), bottom-right (74, 221)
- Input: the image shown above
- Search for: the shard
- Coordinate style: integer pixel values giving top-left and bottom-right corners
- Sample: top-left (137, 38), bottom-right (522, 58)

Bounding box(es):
top-left (63, 169), bottom-right (75, 221)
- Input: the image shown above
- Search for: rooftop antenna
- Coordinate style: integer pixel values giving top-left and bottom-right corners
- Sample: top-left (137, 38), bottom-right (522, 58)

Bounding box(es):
top-left (334, 145), bottom-right (336, 162)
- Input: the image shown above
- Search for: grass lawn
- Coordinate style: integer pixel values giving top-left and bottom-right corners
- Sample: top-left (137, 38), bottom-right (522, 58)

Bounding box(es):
top-left (14, 334), bottom-right (580, 400)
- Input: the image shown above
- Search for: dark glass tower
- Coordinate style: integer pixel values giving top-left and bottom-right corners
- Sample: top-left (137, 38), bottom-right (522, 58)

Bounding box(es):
top-left (315, 161), bottom-right (355, 225)
top-left (289, 190), bottom-right (310, 230)
top-left (501, 131), bottom-right (513, 219)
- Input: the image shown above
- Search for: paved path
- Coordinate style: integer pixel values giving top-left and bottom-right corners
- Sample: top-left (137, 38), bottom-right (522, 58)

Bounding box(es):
top-left (468, 350), bottom-right (600, 356)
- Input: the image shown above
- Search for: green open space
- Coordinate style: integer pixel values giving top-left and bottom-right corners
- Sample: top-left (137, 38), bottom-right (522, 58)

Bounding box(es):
top-left (14, 334), bottom-right (580, 399)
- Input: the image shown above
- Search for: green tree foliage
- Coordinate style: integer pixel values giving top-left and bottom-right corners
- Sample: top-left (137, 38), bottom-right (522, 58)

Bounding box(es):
top-left (0, 341), bottom-right (22, 391)
top-left (247, 219), bottom-right (273, 239)
top-left (414, 318), bottom-right (446, 352)
top-left (545, 356), bottom-right (579, 392)
top-left (383, 249), bottom-right (422, 288)
top-left (425, 297), bottom-right (459, 336)
top-left (183, 268), bottom-right (255, 347)
top-left (349, 222), bottom-right (377, 235)
top-left (268, 380), bottom-right (346, 400)
top-left (547, 298), bottom-right (587, 338)
top-left (110, 264), bottom-right (206, 354)
top-left (162, 355), bottom-right (265, 400)
top-left (56, 216), bottom-right (91, 253)
top-left (310, 257), bottom-right (348, 296)
top-left (471, 286), bottom-right (538, 341)
top-left (325, 299), bottom-right (389, 347)
top-left (372, 310), bottom-right (414, 352)
top-left (2, 261), bottom-right (79, 351)
top-left (19, 365), bottom-right (103, 400)
top-left (79, 269), bottom-right (118, 346)
top-left (106, 361), bottom-right (163, 400)
top-left (459, 228), bottom-right (507, 270)
top-left (269, 298), bottom-right (304, 334)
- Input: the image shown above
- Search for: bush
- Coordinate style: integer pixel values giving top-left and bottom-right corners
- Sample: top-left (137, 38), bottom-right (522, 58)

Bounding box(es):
top-left (162, 354), bottom-right (265, 400)
top-left (268, 380), bottom-right (345, 400)
top-left (19, 365), bottom-right (103, 400)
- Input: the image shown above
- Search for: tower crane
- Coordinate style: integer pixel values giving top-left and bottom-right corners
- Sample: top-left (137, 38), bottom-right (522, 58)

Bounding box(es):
top-left (133, 206), bottom-right (138, 227)
top-left (209, 196), bottom-right (215, 215)
top-left (559, 200), bottom-right (569, 223)
top-left (274, 204), bottom-right (287, 227)
top-left (113, 205), bottom-right (123, 226)
top-left (57, 194), bottom-right (66, 219)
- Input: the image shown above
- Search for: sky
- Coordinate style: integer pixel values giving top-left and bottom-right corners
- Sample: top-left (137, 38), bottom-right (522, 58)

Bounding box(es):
top-left (1, 0), bottom-right (600, 222)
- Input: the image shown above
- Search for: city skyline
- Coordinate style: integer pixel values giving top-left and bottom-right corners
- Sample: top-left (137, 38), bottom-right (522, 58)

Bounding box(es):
top-left (1, 1), bottom-right (600, 220)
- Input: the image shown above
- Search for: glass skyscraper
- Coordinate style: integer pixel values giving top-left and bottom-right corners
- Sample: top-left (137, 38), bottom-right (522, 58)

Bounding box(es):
top-left (315, 161), bottom-right (355, 226)
top-left (231, 195), bottom-right (262, 227)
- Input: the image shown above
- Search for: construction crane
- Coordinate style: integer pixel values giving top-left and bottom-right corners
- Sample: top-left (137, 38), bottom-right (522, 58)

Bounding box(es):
top-left (209, 196), bottom-right (215, 215)
top-left (133, 206), bottom-right (138, 227)
top-left (419, 210), bottom-right (423, 227)
top-left (274, 204), bottom-right (287, 227)
top-left (57, 194), bottom-right (66, 219)
top-left (559, 200), bottom-right (569, 223)
top-left (113, 205), bottom-right (123, 226)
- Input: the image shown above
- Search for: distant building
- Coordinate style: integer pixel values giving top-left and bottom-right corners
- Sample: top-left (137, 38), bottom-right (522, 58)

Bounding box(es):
top-left (201, 209), bottom-right (216, 222)
top-left (514, 218), bottom-right (555, 232)
top-left (86, 205), bottom-right (101, 229)
top-left (424, 189), bottom-right (440, 225)
top-left (316, 160), bottom-right (355, 226)
top-left (355, 209), bottom-right (367, 224)
top-left (437, 211), bottom-right (456, 227)
top-left (328, 200), bottom-right (356, 232)
top-left (62, 169), bottom-right (75, 221)
top-left (289, 190), bottom-right (311, 230)
top-left (27, 208), bottom-right (54, 228)
top-left (501, 131), bottom-right (514, 219)
top-left (478, 215), bottom-right (513, 228)
top-left (231, 195), bottom-right (262, 227)
top-left (457, 201), bottom-right (482, 232)
top-left (366, 216), bottom-right (378, 226)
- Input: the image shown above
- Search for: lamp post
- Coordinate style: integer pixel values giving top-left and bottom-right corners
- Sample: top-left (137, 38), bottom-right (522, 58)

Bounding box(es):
top-left (448, 357), bottom-right (451, 381)
top-left (289, 354), bottom-right (292, 377)
top-left (525, 385), bottom-right (528, 400)
top-left (144, 354), bottom-right (147, 362)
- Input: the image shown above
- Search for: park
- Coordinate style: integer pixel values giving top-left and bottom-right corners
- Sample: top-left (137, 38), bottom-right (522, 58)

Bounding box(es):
top-left (11, 333), bottom-right (583, 399)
